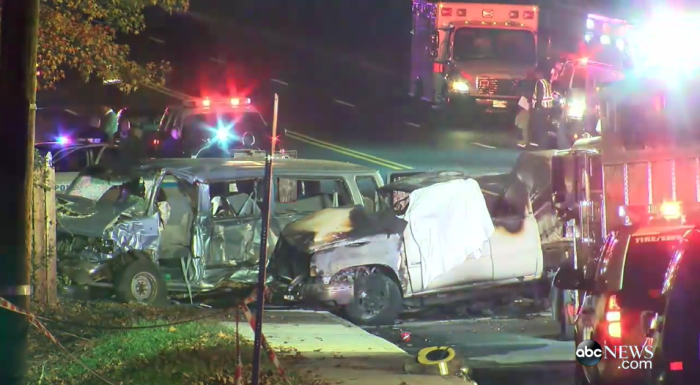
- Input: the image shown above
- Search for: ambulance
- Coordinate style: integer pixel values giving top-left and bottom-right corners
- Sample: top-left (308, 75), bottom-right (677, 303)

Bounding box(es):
top-left (410, 1), bottom-right (540, 113)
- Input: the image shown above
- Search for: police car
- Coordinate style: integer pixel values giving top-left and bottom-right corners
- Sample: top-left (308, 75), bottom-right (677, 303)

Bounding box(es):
top-left (643, 225), bottom-right (700, 384)
top-left (156, 97), bottom-right (270, 158)
top-left (554, 202), bottom-right (689, 385)
top-left (35, 137), bottom-right (117, 191)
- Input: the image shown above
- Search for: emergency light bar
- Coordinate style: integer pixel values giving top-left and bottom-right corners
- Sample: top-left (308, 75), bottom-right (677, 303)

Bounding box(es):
top-left (184, 97), bottom-right (251, 108)
top-left (438, 5), bottom-right (535, 19)
top-left (618, 201), bottom-right (684, 225)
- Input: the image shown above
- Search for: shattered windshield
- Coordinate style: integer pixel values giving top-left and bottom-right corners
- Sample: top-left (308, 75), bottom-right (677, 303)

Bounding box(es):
top-left (65, 170), bottom-right (158, 215)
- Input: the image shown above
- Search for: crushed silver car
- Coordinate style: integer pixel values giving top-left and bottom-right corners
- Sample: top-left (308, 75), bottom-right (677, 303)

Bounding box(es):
top-left (56, 156), bottom-right (384, 304)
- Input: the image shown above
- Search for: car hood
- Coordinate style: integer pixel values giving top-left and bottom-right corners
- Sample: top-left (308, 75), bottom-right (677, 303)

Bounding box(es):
top-left (280, 206), bottom-right (407, 254)
top-left (56, 194), bottom-right (142, 238)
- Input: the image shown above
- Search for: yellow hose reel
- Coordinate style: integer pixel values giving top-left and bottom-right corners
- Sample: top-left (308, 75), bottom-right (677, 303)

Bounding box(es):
top-left (417, 346), bottom-right (456, 376)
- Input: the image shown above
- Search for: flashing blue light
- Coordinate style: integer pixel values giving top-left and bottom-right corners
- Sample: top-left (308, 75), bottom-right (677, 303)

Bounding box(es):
top-left (215, 127), bottom-right (230, 142)
top-left (57, 136), bottom-right (70, 145)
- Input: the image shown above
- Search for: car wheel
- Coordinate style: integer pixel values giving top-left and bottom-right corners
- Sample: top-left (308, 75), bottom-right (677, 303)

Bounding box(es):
top-left (114, 258), bottom-right (169, 305)
top-left (344, 269), bottom-right (402, 326)
top-left (558, 290), bottom-right (576, 341)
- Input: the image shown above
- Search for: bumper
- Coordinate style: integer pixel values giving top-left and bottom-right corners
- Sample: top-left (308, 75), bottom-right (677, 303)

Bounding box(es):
top-left (447, 93), bottom-right (519, 113)
top-left (285, 278), bottom-right (355, 307)
top-left (58, 259), bottom-right (109, 285)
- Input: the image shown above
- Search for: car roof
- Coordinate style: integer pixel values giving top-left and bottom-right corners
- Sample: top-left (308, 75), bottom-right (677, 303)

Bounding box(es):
top-left (135, 158), bottom-right (379, 183)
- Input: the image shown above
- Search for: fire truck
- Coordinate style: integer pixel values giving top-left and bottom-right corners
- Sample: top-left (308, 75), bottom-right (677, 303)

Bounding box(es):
top-left (548, 73), bottom-right (700, 340)
top-left (547, 8), bottom-right (700, 339)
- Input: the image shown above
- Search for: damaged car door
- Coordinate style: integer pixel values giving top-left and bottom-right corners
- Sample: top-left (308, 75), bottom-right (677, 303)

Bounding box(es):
top-left (206, 178), bottom-right (272, 284)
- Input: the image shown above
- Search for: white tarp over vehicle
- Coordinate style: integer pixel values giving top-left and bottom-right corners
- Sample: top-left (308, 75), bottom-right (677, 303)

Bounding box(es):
top-left (403, 178), bottom-right (494, 286)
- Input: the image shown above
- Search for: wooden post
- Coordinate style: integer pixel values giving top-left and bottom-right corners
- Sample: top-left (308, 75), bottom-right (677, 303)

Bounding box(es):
top-left (30, 154), bottom-right (57, 306)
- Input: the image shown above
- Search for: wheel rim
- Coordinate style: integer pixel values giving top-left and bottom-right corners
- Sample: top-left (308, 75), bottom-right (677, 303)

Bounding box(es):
top-left (131, 272), bottom-right (157, 302)
top-left (356, 270), bottom-right (389, 319)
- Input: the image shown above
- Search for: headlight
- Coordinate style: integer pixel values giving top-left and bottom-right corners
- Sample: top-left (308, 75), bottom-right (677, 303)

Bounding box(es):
top-left (451, 81), bottom-right (470, 93)
top-left (566, 98), bottom-right (586, 119)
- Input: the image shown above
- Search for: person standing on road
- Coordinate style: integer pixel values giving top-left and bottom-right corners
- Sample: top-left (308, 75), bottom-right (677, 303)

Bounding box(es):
top-left (516, 73), bottom-right (553, 148)
top-left (100, 105), bottom-right (119, 143)
top-left (117, 119), bottom-right (146, 165)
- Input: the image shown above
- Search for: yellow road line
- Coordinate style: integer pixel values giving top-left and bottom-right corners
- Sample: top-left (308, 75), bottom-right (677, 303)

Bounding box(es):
top-left (285, 130), bottom-right (413, 170)
top-left (286, 134), bottom-right (411, 170)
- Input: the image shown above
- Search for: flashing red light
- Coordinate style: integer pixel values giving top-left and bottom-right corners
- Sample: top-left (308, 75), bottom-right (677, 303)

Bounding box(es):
top-left (606, 295), bottom-right (622, 340)
top-left (670, 362), bottom-right (683, 371)
top-left (523, 10), bottom-right (535, 19)
top-left (482, 9), bottom-right (493, 18)
top-left (509, 11), bottom-right (519, 19)
top-left (152, 139), bottom-right (160, 145)
top-left (456, 9), bottom-right (466, 17)
top-left (460, 71), bottom-right (473, 81)
top-left (202, 98), bottom-right (211, 107)
top-left (441, 7), bottom-right (452, 16)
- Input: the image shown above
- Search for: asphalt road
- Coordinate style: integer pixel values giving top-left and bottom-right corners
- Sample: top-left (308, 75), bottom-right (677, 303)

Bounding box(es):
top-left (106, 8), bottom-right (526, 181)
top-left (365, 314), bottom-right (575, 385)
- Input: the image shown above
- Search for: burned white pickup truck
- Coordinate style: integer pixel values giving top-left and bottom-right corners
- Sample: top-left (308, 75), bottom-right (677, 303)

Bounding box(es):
top-left (279, 152), bottom-right (568, 325)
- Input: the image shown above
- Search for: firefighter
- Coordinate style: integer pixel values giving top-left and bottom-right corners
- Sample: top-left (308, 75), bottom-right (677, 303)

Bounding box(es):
top-left (515, 72), bottom-right (553, 148)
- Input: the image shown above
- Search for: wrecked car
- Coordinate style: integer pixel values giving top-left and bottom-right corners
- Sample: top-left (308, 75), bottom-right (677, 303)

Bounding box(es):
top-left (280, 159), bottom-right (569, 326)
top-left (56, 156), bottom-right (385, 304)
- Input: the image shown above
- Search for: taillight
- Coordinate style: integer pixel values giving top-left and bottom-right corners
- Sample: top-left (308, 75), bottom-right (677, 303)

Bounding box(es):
top-left (605, 295), bottom-right (622, 341)
top-left (670, 362), bottom-right (683, 371)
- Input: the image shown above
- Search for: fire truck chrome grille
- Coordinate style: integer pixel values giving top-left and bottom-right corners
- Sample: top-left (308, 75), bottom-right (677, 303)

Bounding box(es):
top-left (477, 78), bottom-right (518, 96)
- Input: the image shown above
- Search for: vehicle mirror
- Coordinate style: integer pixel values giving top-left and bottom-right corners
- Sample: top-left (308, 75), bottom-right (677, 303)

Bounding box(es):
top-left (553, 265), bottom-right (587, 291)
top-left (277, 178), bottom-right (297, 203)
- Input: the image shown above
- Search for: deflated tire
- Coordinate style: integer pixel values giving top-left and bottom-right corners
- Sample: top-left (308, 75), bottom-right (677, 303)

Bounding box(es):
top-left (344, 270), bottom-right (402, 326)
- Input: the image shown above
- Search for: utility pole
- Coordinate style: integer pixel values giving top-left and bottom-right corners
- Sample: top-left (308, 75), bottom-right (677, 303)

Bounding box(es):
top-left (251, 93), bottom-right (279, 385)
top-left (0, 1), bottom-right (42, 384)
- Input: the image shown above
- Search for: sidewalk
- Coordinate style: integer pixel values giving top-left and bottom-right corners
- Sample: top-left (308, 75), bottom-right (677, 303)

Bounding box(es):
top-left (223, 310), bottom-right (474, 385)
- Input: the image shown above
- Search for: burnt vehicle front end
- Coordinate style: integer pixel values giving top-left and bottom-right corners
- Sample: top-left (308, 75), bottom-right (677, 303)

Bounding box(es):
top-left (274, 206), bottom-right (407, 311)
top-left (56, 166), bottom-right (161, 289)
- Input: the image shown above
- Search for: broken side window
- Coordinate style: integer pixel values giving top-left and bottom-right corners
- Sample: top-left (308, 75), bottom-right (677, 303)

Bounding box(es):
top-left (209, 178), bottom-right (262, 218)
top-left (356, 176), bottom-right (381, 214)
top-left (275, 178), bottom-right (352, 214)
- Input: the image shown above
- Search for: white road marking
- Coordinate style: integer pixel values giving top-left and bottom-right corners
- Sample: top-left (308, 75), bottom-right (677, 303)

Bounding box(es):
top-left (64, 109), bottom-right (79, 116)
top-left (472, 142), bottom-right (496, 149)
top-left (148, 36), bottom-right (165, 44)
top-left (333, 99), bottom-right (355, 107)
top-left (209, 57), bottom-right (226, 64)
top-left (271, 78), bottom-right (289, 86)
top-left (405, 122), bottom-right (420, 128)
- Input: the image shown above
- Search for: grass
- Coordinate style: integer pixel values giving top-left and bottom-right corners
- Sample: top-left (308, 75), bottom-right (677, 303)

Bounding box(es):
top-left (27, 300), bottom-right (329, 385)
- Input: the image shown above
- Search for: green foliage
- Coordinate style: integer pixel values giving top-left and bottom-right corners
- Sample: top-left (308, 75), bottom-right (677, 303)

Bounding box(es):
top-left (38, 0), bottom-right (190, 92)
